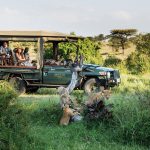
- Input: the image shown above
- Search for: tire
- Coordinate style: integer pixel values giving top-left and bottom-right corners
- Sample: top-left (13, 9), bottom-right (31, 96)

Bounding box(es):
top-left (9, 77), bottom-right (26, 94)
top-left (84, 78), bottom-right (104, 95)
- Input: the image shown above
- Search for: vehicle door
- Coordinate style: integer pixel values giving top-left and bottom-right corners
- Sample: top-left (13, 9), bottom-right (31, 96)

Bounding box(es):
top-left (43, 65), bottom-right (72, 85)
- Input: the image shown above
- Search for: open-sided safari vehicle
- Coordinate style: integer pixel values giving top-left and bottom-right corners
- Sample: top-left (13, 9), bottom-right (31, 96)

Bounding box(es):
top-left (0, 31), bottom-right (120, 94)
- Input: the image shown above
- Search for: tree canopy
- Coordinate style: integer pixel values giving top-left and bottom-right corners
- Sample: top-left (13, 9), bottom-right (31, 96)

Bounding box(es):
top-left (109, 29), bottom-right (137, 54)
top-left (134, 33), bottom-right (150, 55)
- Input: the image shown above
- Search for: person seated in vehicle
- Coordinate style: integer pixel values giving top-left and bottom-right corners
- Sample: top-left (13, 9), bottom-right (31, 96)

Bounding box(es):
top-left (15, 48), bottom-right (33, 66)
top-left (0, 42), bottom-right (13, 65)
top-left (55, 55), bottom-right (64, 66)
top-left (12, 48), bottom-right (19, 66)
top-left (44, 58), bottom-right (60, 66)
top-left (24, 47), bottom-right (30, 60)
top-left (23, 47), bottom-right (37, 66)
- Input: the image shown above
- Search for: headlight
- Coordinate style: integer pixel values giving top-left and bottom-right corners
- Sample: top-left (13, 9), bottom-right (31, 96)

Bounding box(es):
top-left (107, 72), bottom-right (111, 78)
top-left (99, 72), bottom-right (107, 76)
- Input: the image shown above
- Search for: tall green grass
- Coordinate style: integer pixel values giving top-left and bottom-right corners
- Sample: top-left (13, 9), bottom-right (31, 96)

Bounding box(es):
top-left (0, 81), bottom-right (18, 149)
top-left (0, 75), bottom-right (150, 150)
top-left (108, 74), bottom-right (150, 145)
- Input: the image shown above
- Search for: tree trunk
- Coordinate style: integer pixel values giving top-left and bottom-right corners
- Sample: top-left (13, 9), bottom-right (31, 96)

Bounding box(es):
top-left (58, 66), bottom-right (82, 108)
top-left (121, 40), bottom-right (125, 55)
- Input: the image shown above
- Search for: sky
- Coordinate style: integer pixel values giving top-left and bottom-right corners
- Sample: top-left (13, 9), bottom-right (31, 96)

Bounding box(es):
top-left (0, 0), bottom-right (150, 36)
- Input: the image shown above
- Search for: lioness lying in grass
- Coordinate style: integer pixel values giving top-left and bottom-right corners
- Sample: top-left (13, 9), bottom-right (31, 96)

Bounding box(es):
top-left (85, 90), bottom-right (111, 106)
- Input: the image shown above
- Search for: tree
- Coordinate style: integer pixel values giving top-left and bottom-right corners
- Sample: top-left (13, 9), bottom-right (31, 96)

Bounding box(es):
top-left (70, 32), bottom-right (76, 36)
top-left (134, 33), bottom-right (150, 55)
top-left (108, 37), bottom-right (121, 52)
top-left (109, 29), bottom-right (137, 54)
top-left (94, 34), bottom-right (105, 41)
top-left (87, 34), bottom-right (105, 41)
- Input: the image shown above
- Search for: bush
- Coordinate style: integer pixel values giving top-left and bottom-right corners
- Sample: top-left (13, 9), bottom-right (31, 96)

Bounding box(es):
top-left (126, 52), bottom-right (150, 74)
top-left (103, 56), bottom-right (128, 73)
top-left (0, 81), bottom-right (17, 113)
top-left (103, 55), bottom-right (122, 66)
top-left (0, 81), bottom-right (19, 149)
top-left (135, 33), bottom-right (150, 55)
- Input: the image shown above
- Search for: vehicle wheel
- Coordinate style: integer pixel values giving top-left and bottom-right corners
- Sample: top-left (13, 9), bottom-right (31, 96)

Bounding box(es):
top-left (9, 77), bottom-right (26, 94)
top-left (84, 78), bottom-right (104, 95)
top-left (27, 87), bottom-right (39, 93)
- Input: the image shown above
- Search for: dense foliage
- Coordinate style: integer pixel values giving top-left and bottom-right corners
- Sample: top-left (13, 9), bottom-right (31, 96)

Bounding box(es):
top-left (44, 38), bottom-right (103, 65)
top-left (135, 33), bottom-right (150, 55)
top-left (126, 33), bottom-right (150, 74)
top-left (0, 85), bottom-right (18, 149)
top-left (126, 52), bottom-right (150, 74)
top-left (0, 81), bottom-right (17, 113)
top-left (103, 55), bottom-right (122, 66)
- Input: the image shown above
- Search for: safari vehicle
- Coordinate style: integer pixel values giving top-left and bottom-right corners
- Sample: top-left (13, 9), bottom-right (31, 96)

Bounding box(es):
top-left (0, 31), bottom-right (120, 94)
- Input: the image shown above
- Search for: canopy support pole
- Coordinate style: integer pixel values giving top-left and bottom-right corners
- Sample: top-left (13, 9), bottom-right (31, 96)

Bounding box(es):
top-left (53, 42), bottom-right (59, 60)
top-left (37, 37), bottom-right (44, 69)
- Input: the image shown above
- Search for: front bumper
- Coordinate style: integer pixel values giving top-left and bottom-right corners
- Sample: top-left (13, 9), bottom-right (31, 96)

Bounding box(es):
top-left (107, 78), bottom-right (121, 87)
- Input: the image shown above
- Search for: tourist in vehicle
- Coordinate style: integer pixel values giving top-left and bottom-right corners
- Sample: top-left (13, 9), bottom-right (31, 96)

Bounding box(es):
top-left (24, 47), bottom-right (30, 60)
top-left (15, 48), bottom-right (32, 66)
top-left (55, 54), bottom-right (64, 65)
top-left (0, 42), bottom-right (12, 65)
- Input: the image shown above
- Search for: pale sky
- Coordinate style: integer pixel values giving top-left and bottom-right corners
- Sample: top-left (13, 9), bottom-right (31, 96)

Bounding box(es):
top-left (0, 0), bottom-right (150, 36)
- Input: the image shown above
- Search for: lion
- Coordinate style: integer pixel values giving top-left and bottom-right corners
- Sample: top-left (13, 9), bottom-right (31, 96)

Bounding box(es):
top-left (85, 90), bottom-right (111, 106)
top-left (59, 105), bottom-right (74, 126)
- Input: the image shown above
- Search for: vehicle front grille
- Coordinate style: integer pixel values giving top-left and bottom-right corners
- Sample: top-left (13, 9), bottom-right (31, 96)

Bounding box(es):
top-left (109, 70), bottom-right (120, 79)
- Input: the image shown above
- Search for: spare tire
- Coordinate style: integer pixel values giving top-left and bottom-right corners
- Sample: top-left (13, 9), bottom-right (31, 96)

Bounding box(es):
top-left (84, 78), bottom-right (104, 95)
top-left (9, 77), bottom-right (26, 94)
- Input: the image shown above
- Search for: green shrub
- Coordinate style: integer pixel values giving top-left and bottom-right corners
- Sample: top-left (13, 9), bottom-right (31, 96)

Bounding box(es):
top-left (0, 81), bottom-right (17, 112)
top-left (126, 52), bottom-right (150, 74)
top-left (135, 33), bottom-right (150, 55)
top-left (0, 81), bottom-right (21, 149)
top-left (104, 55), bottom-right (122, 66)
top-left (103, 56), bottom-right (128, 73)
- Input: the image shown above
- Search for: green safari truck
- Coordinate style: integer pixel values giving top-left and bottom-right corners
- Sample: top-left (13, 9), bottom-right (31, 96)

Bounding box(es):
top-left (0, 31), bottom-right (121, 94)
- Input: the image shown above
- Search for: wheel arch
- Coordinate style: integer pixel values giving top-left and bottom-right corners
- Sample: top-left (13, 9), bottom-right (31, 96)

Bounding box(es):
top-left (8, 76), bottom-right (27, 94)
top-left (9, 73), bottom-right (23, 79)
top-left (8, 73), bottom-right (28, 86)
top-left (79, 76), bottom-right (99, 90)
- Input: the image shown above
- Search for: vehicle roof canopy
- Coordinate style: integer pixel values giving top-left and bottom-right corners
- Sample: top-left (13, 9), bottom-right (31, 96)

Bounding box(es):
top-left (0, 30), bottom-right (82, 42)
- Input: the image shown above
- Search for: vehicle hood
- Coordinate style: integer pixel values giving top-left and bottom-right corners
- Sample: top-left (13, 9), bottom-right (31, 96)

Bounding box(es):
top-left (83, 64), bottom-right (116, 72)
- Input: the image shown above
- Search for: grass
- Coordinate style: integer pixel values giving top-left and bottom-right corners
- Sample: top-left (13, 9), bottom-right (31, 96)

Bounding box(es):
top-left (14, 94), bottom-right (147, 150)
top-left (1, 74), bottom-right (150, 150)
